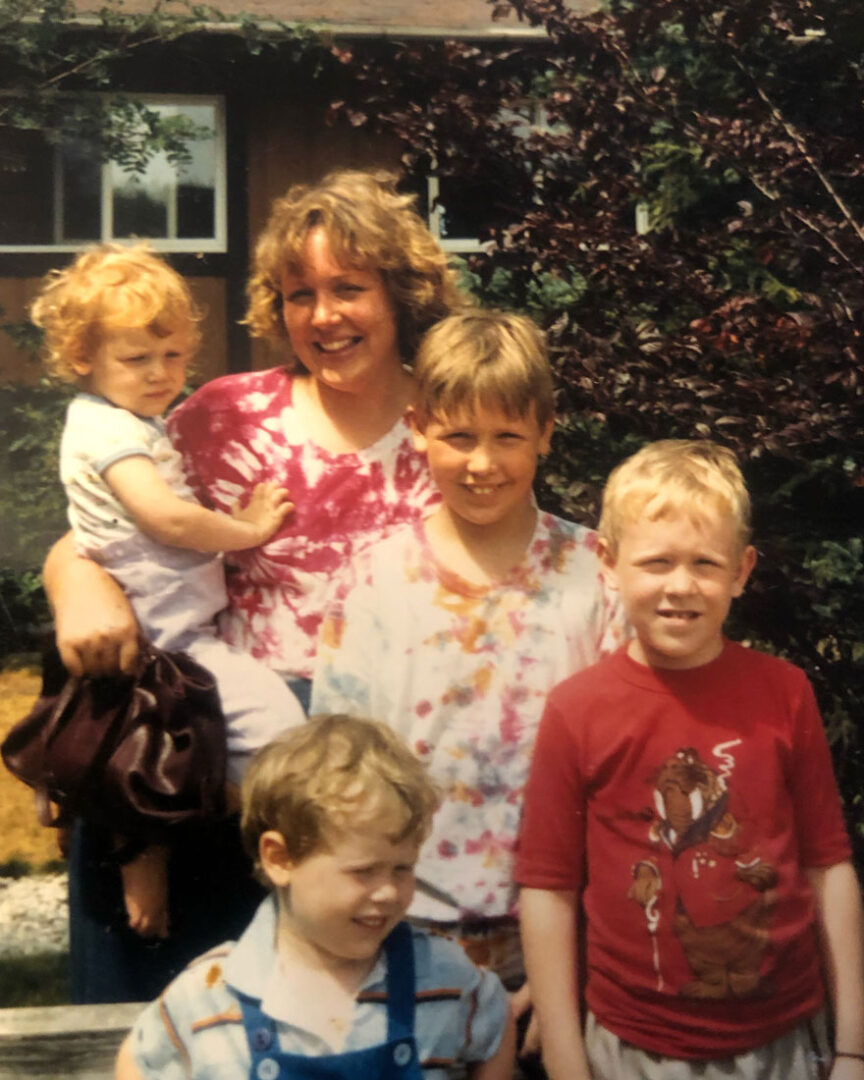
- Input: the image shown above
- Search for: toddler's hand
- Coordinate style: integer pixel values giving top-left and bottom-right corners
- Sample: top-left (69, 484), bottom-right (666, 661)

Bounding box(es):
top-left (231, 482), bottom-right (293, 544)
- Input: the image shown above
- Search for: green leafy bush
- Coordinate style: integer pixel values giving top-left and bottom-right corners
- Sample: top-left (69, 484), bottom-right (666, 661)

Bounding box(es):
top-left (0, 382), bottom-right (70, 658)
top-left (331, 0), bottom-right (864, 852)
top-left (0, 951), bottom-right (69, 1007)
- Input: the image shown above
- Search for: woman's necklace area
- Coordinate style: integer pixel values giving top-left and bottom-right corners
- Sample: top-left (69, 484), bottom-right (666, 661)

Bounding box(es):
top-left (292, 371), bottom-right (412, 454)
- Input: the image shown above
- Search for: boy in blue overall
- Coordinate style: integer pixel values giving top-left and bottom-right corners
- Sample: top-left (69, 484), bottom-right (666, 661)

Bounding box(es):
top-left (116, 714), bottom-right (515, 1080)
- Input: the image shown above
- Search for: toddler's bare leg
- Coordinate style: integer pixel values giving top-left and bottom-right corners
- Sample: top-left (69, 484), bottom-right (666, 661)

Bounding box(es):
top-left (119, 842), bottom-right (170, 939)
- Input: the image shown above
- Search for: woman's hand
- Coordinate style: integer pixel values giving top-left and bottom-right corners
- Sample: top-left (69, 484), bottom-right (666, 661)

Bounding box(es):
top-left (54, 578), bottom-right (139, 676)
top-left (44, 533), bottom-right (140, 676)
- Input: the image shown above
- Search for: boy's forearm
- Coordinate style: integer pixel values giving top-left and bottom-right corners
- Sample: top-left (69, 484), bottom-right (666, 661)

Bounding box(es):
top-left (807, 860), bottom-right (864, 1057)
top-left (520, 887), bottom-right (592, 1080)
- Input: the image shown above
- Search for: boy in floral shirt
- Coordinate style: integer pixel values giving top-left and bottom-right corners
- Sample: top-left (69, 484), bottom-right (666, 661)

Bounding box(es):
top-left (312, 310), bottom-right (625, 996)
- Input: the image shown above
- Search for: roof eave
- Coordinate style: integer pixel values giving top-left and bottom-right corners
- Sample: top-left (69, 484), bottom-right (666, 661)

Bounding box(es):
top-left (62, 14), bottom-right (549, 40)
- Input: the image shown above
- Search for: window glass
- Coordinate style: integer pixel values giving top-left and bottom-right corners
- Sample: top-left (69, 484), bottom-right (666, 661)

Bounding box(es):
top-left (0, 96), bottom-right (225, 252)
top-left (0, 130), bottom-right (54, 245)
top-left (60, 144), bottom-right (102, 243)
top-left (404, 174), bottom-right (487, 254)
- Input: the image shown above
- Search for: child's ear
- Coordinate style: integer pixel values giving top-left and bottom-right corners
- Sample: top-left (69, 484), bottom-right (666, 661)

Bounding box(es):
top-left (408, 407), bottom-right (428, 453)
top-left (731, 544), bottom-right (757, 598)
top-left (597, 538), bottom-right (620, 591)
top-left (71, 358), bottom-right (93, 378)
top-left (259, 830), bottom-right (295, 890)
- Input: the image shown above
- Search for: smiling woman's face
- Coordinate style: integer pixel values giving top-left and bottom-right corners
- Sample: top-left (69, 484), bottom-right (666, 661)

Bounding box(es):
top-left (280, 228), bottom-right (402, 396)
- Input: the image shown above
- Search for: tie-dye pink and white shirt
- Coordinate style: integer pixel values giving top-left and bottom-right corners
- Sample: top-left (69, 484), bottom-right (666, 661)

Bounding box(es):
top-left (168, 367), bottom-right (439, 679)
top-left (311, 512), bottom-right (627, 921)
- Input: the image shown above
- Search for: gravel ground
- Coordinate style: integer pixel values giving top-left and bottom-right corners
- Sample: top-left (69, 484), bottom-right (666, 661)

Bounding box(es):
top-left (0, 872), bottom-right (69, 956)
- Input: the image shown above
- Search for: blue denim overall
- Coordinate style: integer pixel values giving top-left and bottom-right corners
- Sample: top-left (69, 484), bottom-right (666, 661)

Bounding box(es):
top-left (239, 921), bottom-right (424, 1080)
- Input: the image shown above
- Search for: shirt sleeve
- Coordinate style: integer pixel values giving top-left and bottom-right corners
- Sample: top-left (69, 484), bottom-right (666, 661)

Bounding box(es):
top-left (168, 376), bottom-right (270, 513)
top-left (514, 687), bottom-right (587, 891)
top-left (462, 967), bottom-right (510, 1062)
top-left (127, 995), bottom-right (191, 1080)
top-left (788, 671), bottom-right (851, 868)
top-left (67, 400), bottom-right (155, 474)
top-left (416, 933), bottom-right (509, 1064)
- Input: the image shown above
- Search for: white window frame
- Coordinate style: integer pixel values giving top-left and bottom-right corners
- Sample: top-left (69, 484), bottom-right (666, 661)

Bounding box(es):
top-left (423, 173), bottom-right (486, 255)
top-left (419, 101), bottom-right (558, 254)
top-left (0, 93), bottom-right (226, 254)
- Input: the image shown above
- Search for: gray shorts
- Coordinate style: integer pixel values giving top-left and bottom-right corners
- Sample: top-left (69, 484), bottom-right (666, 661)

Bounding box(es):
top-left (585, 1009), bottom-right (830, 1080)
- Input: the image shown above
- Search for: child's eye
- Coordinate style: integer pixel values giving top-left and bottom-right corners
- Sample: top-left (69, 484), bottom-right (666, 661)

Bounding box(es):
top-left (122, 355), bottom-right (149, 365)
top-left (336, 283), bottom-right (364, 296)
top-left (498, 432), bottom-right (525, 442)
top-left (348, 864), bottom-right (377, 877)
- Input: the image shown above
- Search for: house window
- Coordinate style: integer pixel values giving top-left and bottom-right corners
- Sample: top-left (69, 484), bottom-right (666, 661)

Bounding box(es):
top-left (410, 174), bottom-right (488, 255)
top-left (0, 96), bottom-right (226, 253)
top-left (408, 102), bottom-right (559, 255)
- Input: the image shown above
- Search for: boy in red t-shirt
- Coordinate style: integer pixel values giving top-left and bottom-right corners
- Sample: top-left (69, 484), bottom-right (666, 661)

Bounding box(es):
top-left (516, 439), bottom-right (864, 1080)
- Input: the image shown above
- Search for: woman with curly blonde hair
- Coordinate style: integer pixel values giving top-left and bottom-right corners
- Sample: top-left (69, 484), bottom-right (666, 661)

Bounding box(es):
top-left (246, 169), bottom-right (462, 362)
top-left (42, 169), bottom-right (468, 1004)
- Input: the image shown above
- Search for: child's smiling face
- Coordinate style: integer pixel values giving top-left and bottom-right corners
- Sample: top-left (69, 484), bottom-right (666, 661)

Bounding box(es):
top-left (412, 401), bottom-right (553, 532)
top-left (601, 508), bottom-right (756, 670)
top-left (265, 822), bottom-right (419, 971)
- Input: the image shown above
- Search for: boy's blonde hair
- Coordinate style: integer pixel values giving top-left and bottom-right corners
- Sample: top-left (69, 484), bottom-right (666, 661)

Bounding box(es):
top-left (412, 309), bottom-right (555, 428)
top-left (31, 243), bottom-right (202, 382)
top-left (599, 439), bottom-right (751, 554)
top-left (245, 169), bottom-right (465, 363)
top-left (241, 714), bottom-right (439, 882)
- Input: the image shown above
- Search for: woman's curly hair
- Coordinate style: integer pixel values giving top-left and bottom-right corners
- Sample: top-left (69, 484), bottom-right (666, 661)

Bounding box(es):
top-left (245, 169), bottom-right (467, 365)
top-left (31, 243), bottom-right (202, 382)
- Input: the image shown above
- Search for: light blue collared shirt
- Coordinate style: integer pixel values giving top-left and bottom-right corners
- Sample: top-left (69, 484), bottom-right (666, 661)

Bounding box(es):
top-left (130, 895), bottom-right (508, 1080)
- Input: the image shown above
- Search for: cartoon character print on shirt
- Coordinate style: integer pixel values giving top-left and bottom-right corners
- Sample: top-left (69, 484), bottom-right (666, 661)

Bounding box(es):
top-left (628, 744), bottom-right (778, 1000)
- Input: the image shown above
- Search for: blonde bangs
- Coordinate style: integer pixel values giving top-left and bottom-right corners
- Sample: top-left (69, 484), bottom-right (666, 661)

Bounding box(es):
top-left (599, 440), bottom-right (751, 553)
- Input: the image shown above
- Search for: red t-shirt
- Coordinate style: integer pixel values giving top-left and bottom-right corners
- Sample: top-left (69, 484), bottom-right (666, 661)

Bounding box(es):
top-left (516, 642), bottom-right (851, 1059)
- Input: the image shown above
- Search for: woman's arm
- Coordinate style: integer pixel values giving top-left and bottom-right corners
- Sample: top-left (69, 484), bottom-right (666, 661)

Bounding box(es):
top-left (104, 456), bottom-right (292, 553)
top-left (520, 887), bottom-right (592, 1080)
top-left (43, 533), bottom-right (140, 676)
